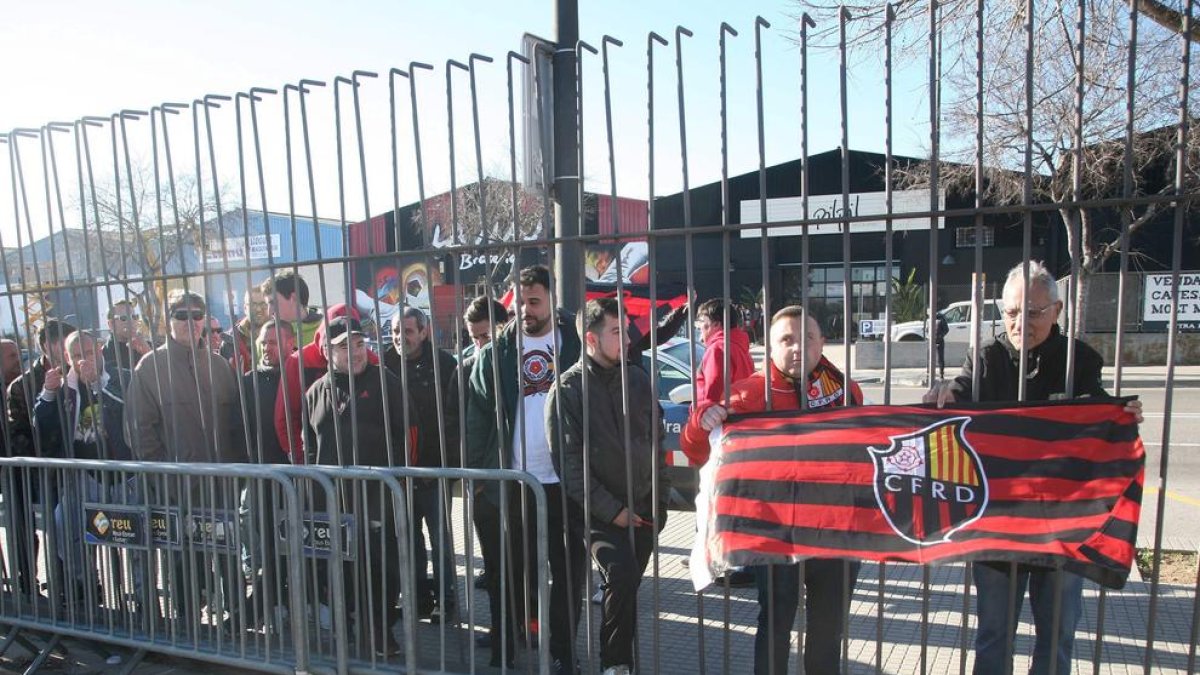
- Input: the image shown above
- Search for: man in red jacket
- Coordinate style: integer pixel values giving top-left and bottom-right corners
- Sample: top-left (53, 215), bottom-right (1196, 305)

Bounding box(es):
top-left (681, 305), bottom-right (863, 675)
top-left (692, 298), bottom-right (755, 408)
top-left (274, 303), bottom-right (379, 464)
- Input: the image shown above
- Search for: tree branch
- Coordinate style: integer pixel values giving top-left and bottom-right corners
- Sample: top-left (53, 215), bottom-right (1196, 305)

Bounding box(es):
top-left (1139, 0), bottom-right (1200, 43)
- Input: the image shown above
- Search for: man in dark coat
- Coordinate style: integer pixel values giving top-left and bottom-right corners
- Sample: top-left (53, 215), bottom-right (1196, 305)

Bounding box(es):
top-left (546, 298), bottom-right (670, 674)
top-left (384, 306), bottom-right (460, 621)
top-left (36, 330), bottom-right (137, 609)
top-left (304, 316), bottom-right (414, 657)
top-left (6, 318), bottom-right (76, 597)
top-left (926, 261), bottom-right (1143, 675)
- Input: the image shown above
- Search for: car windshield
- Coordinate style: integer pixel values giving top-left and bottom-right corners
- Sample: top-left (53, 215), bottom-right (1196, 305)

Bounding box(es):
top-left (661, 340), bottom-right (705, 368)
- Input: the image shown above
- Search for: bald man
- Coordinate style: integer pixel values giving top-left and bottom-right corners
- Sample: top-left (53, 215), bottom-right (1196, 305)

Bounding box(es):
top-left (0, 339), bottom-right (20, 386)
top-left (681, 306), bottom-right (864, 675)
top-left (36, 330), bottom-right (136, 608)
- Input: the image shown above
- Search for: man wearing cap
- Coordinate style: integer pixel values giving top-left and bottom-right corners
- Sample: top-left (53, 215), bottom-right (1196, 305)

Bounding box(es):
top-left (304, 315), bottom-right (414, 657)
top-left (275, 303), bottom-right (379, 464)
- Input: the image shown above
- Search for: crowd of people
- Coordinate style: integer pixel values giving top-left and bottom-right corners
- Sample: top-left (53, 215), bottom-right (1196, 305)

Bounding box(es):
top-left (0, 260), bottom-right (1144, 675)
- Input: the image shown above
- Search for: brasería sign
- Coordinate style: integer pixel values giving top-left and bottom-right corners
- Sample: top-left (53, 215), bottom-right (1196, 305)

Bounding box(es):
top-left (1143, 272), bottom-right (1200, 332)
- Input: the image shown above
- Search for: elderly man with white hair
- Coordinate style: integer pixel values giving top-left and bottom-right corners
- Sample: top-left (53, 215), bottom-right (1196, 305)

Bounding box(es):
top-left (926, 260), bottom-right (1142, 675)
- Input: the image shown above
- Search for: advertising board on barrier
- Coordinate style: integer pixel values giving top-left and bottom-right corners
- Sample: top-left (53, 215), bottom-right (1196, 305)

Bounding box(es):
top-left (279, 514), bottom-right (357, 560)
top-left (84, 505), bottom-right (180, 548)
top-left (185, 510), bottom-right (239, 553)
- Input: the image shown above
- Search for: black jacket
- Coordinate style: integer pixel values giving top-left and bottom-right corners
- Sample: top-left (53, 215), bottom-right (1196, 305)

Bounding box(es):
top-left (949, 326), bottom-right (1106, 403)
top-left (6, 360), bottom-right (52, 458)
top-left (241, 366), bottom-right (287, 464)
top-left (383, 340), bottom-right (461, 468)
top-left (34, 374), bottom-right (131, 461)
top-left (103, 338), bottom-right (141, 388)
top-left (304, 364), bottom-right (413, 468)
top-left (546, 356), bottom-right (669, 525)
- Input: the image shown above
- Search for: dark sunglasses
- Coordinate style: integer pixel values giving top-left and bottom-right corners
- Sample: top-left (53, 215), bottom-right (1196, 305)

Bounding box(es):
top-left (112, 314), bottom-right (140, 322)
top-left (172, 309), bottom-right (206, 322)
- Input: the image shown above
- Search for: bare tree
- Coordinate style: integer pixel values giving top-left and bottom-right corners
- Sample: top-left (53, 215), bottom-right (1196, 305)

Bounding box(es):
top-left (795, 0), bottom-right (1199, 334)
top-left (81, 167), bottom-right (239, 332)
top-left (412, 176), bottom-right (596, 292)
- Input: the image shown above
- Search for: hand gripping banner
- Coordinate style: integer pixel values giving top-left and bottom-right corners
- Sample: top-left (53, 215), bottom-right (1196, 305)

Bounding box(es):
top-left (690, 398), bottom-right (1144, 590)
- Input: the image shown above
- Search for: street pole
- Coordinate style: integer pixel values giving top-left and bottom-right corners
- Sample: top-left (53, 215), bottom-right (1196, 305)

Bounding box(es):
top-left (553, 0), bottom-right (581, 313)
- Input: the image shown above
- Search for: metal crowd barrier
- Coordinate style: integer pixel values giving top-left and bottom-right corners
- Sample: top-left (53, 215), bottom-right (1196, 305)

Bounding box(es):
top-left (0, 458), bottom-right (551, 675)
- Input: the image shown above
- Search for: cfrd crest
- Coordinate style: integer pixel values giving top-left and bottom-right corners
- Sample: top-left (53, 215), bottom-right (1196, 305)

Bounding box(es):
top-left (868, 417), bottom-right (988, 546)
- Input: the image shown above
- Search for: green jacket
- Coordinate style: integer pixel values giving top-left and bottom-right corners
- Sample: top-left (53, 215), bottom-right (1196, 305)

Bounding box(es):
top-left (465, 311), bottom-right (579, 504)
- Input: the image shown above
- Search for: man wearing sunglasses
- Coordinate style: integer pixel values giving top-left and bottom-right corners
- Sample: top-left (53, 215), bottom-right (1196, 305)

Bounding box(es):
top-left (925, 261), bottom-right (1143, 675)
top-left (102, 300), bottom-right (150, 389)
top-left (124, 290), bottom-right (246, 633)
top-left (126, 290), bottom-right (244, 465)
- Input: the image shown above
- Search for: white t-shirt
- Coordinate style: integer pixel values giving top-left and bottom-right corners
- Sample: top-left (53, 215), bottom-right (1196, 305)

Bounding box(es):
top-left (510, 330), bottom-right (560, 484)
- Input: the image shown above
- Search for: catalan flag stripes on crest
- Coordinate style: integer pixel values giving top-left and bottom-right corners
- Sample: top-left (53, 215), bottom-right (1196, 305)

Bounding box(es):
top-left (691, 399), bottom-right (1144, 590)
top-left (928, 423), bottom-right (979, 486)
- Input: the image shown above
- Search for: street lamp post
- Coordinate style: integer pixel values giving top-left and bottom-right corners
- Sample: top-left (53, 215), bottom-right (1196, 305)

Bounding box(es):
top-left (553, 0), bottom-right (581, 313)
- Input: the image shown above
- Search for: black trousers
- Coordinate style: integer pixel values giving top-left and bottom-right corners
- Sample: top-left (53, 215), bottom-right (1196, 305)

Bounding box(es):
top-left (753, 559), bottom-right (861, 675)
top-left (591, 520), bottom-right (656, 669)
top-left (477, 482), bottom-right (585, 665)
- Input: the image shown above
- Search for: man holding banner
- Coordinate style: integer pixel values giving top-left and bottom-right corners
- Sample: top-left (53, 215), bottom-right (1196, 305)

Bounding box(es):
top-left (926, 261), bottom-right (1143, 675)
top-left (681, 305), bottom-right (863, 675)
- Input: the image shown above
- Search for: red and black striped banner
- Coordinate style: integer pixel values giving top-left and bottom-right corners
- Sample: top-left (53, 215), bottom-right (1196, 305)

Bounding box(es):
top-left (691, 399), bottom-right (1144, 590)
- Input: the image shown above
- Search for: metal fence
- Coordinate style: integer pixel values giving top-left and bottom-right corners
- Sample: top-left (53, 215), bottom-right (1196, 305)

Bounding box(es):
top-left (0, 2), bottom-right (1198, 675)
top-left (0, 459), bottom-right (550, 674)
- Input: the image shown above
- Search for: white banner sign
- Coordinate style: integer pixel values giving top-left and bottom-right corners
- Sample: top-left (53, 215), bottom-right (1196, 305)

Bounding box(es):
top-left (1143, 272), bottom-right (1200, 326)
top-left (740, 189), bottom-right (944, 238)
top-left (205, 234), bottom-right (281, 263)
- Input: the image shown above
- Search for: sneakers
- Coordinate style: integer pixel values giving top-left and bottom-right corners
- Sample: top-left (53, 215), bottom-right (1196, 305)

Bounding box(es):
top-left (715, 567), bottom-right (755, 588)
top-left (600, 665), bottom-right (631, 675)
top-left (591, 585), bottom-right (604, 605)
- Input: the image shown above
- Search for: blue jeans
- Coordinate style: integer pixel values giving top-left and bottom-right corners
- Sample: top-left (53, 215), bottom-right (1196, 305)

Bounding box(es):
top-left (753, 559), bottom-right (860, 675)
top-left (412, 480), bottom-right (457, 606)
top-left (973, 563), bottom-right (1084, 675)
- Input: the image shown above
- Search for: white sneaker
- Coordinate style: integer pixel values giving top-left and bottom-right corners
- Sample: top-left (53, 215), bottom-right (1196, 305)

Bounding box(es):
top-left (601, 665), bottom-right (631, 675)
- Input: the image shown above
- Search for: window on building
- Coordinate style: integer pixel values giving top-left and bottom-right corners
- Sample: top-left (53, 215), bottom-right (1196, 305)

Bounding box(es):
top-left (956, 226), bottom-right (995, 248)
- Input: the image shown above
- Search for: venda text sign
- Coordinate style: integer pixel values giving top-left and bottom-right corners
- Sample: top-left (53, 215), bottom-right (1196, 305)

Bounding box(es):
top-left (1144, 273), bottom-right (1200, 331)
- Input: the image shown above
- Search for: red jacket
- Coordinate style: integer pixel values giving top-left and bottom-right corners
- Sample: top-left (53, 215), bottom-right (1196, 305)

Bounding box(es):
top-left (680, 355), bottom-right (863, 467)
top-left (695, 327), bottom-right (755, 407)
top-left (274, 303), bottom-right (379, 464)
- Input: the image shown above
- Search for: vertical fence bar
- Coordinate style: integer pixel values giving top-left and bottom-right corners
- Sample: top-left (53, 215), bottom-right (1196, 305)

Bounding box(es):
top-left (1144, 0), bottom-right (1193, 670)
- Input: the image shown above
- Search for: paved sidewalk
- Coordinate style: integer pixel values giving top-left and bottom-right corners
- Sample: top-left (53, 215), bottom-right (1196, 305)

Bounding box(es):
top-left (3, 507), bottom-right (1195, 674)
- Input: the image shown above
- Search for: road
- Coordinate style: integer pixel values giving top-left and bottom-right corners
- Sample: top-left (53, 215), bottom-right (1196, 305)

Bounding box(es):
top-left (866, 384), bottom-right (1200, 550)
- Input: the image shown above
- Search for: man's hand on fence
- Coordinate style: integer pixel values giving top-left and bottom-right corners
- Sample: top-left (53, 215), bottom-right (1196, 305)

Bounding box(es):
top-left (923, 380), bottom-right (957, 408)
top-left (43, 367), bottom-right (63, 395)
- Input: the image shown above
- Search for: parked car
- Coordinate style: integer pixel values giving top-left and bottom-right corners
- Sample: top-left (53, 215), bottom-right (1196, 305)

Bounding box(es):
top-left (642, 337), bottom-right (705, 509)
top-left (890, 299), bottom-right (1004, 344)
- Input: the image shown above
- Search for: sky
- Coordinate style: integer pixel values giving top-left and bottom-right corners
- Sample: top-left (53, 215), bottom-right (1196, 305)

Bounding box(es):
top-left (0, 0), bottom-right (937, 241)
